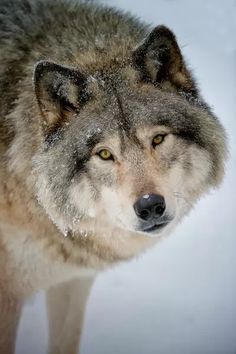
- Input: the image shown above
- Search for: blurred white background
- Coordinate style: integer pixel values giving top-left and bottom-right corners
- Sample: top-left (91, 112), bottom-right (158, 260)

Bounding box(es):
top-left (16, 0), bottom-right (236, 353)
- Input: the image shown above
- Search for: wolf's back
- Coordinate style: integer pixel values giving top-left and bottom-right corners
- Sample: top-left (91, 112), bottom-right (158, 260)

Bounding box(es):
top-left (0, 0), bottom-right (148, 115)
top-left (0, 0), bottom-right (148, 59)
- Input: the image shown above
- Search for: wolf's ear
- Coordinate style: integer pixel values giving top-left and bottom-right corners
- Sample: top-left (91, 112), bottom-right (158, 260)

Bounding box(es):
top-left (34, 61), bottom-right (90, 131)
top-left (132, 26), bottom-right (198, 96)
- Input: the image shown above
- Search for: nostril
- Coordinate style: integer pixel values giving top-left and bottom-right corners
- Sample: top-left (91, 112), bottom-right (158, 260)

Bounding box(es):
top-left (139, 209), bottom-right (150, 220)
top-left (154, 205), bottom-right (165, 216)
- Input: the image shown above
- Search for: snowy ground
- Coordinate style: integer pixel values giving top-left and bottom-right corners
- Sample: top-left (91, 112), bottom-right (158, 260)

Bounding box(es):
top-left (16, 1), bottom-right (236, 354)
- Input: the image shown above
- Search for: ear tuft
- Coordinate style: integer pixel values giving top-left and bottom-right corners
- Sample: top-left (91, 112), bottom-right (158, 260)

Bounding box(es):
top-left (132, 25), bottom-right (198, 96)
top-left (34, 61), bottom-right (90, 132)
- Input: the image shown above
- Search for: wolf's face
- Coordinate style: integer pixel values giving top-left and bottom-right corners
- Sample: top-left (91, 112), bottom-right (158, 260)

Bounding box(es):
top-left (33, 26), bottom-right (227, 239)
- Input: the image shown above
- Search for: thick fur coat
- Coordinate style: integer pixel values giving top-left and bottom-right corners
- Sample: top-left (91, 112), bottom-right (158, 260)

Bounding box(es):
top-left (0, 1), bottom-right (227, 353)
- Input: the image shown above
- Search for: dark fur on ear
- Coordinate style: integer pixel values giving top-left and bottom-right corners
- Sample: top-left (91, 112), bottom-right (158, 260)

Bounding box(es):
top-left (34, 61), bottom-right (90, 132)
top-left (132, 25), bottom-right (198, 97)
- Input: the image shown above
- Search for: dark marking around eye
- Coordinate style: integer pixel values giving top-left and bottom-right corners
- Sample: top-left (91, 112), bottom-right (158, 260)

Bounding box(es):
top-left (85, 131), bottom-right (103, 149)
top-left (150, 114), bottom-right (204, 148)
top-left (69, 152), bottom-right (89, 180)
top-left (69, 131), bottom-right (103, 179)
top-left (44, 128), bottom-right (64, 150)
top-left (176, 131), bottom-right (204, 147)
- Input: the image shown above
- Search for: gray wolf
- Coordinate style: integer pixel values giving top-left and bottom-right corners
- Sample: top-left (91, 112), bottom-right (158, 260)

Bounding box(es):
top-left (0, 0), bottom-right (227, 353)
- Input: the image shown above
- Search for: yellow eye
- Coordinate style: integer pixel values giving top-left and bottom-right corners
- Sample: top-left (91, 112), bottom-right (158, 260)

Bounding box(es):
top-left (97, 149), bottom-right (114, 160)
top-left (152, 134), bottom-right (165, 147)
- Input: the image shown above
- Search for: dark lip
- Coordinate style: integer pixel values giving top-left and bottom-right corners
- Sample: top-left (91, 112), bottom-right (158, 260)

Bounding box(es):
top-left (142, 222), bottom-right (169, 233)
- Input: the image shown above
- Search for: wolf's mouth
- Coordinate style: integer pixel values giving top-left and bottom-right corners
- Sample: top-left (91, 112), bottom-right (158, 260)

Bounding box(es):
top-left (143, 222), bottom-right (169, 233)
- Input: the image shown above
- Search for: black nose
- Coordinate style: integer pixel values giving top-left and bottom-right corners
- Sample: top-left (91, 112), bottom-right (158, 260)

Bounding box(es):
top-left (133, 194), bottom-right (166, 221)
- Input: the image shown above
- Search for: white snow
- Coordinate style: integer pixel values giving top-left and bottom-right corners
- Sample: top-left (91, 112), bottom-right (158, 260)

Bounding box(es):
top-left (16, 1), bottom-right (236, 354)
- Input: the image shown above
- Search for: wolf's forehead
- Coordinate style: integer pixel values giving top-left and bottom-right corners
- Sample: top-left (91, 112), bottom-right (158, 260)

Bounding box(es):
top-left (105, 87), bottom-right (205, 141)
top-left (71, 77), bottom-right (205, 151)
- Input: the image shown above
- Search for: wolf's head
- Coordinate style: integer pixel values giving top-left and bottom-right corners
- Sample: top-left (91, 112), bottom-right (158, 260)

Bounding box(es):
top-left (33, 26), bottom-right (227, 241)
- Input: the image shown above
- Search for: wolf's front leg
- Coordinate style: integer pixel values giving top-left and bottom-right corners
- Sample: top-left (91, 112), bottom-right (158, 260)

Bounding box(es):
top-left (47, 276), bottom-right (95, 354)
top-left (0, 288), bottom-right (22, 354)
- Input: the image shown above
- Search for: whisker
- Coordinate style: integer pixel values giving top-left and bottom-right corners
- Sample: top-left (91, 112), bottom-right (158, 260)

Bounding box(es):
top-left (173, 192), bottom-right (193, 208)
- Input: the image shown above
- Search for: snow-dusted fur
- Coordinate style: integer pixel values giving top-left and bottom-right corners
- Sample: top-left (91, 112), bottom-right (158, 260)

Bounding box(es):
top-left (0, 0), bottom-right (227, 353)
